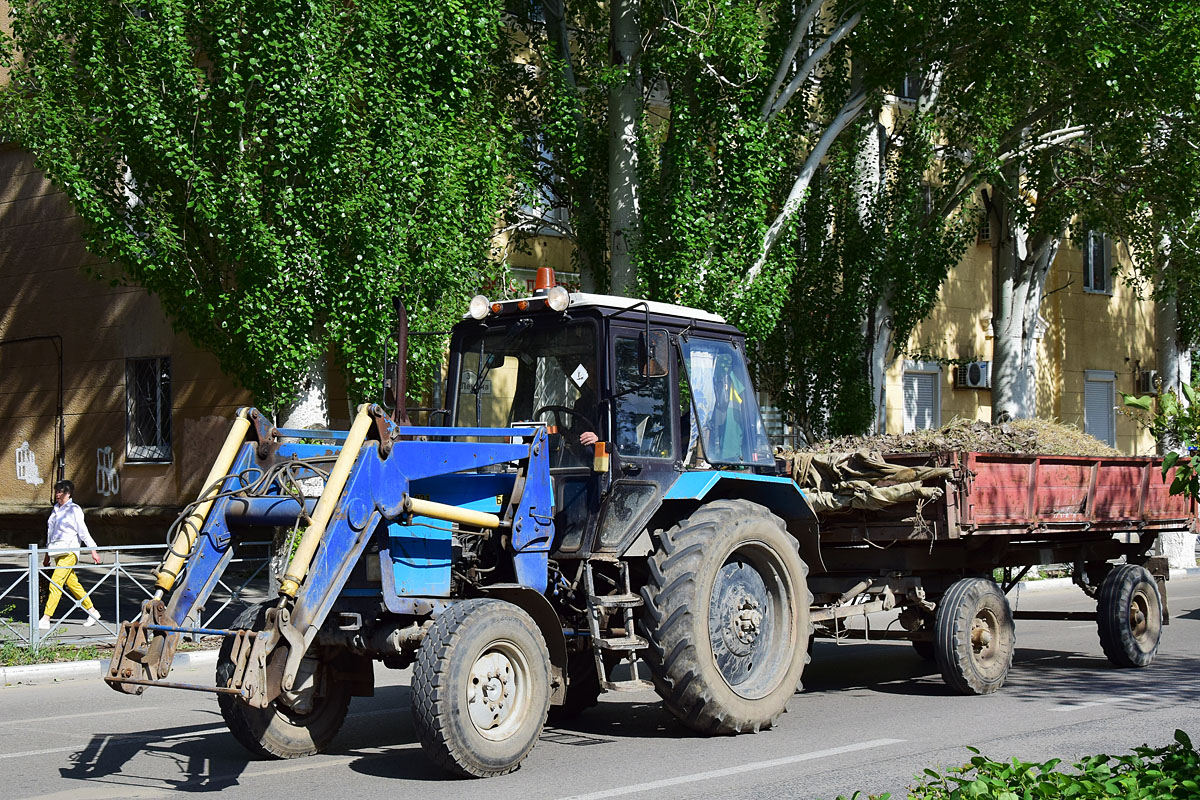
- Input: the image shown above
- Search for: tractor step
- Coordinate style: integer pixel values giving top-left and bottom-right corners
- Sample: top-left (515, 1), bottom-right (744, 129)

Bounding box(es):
top-left (597, 634), bottom-right (648, 651)
top-left (583, 559), bottom-right (653, 695)
top-left (602, 678), bottom-right (655, 692)
top-left (590, 593), bottom-right (643, 609)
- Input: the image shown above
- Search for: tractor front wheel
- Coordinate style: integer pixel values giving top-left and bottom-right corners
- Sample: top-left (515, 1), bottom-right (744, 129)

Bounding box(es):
top-left (411, 598), bottom-right (551, 777)
top-left (216, 603), bottom-right (356, 759)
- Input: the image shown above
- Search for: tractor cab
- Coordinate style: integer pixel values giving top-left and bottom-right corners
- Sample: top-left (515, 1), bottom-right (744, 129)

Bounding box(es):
top-left (445, 269), bottom-right (775, 557)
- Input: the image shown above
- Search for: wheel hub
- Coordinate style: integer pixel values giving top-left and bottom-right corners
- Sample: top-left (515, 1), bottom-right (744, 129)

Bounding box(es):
top-left (1130, 594), bottom-right (1149, 637)
top-left (733, 597), bottom-right (763, 645)
top-left (468, 652), bottom-right (515, 732)
top-left (971, 613), bottom-right (995, 654)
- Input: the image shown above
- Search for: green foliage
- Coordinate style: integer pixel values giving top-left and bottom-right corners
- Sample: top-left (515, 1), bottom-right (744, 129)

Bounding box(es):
top-left (903, 731), bottom-right (1200, 800)
top-left (1, 0), bottom-right (517, 409)
top-left (2, 640), bottom-right (107, 666)
top-left (1122, 385), bottom-right (1200, 500)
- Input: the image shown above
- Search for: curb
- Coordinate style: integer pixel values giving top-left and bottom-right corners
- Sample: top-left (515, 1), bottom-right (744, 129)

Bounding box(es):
top-left (1, 648), bottom-right (219, 687)
top-left (1011, 565), bottom-right (1200, 594)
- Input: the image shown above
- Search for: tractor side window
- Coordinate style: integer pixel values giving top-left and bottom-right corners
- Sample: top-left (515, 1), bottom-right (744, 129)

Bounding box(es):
top-left (613, 335), bottom-right (674, 459)
top-left (680, 338), bottom-right (773, 466)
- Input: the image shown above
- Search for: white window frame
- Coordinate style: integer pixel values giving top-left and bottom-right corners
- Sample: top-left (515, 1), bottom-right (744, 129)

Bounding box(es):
top-left (1082, 230), bottom-right (1112, 294)
top-left (1083, 369), bottom-right (1117, 447)
top-left (902, 360), bottom-right (942, 433)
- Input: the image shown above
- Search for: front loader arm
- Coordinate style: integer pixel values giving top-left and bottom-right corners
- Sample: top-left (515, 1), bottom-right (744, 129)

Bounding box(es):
top-left (106, 404), bottom-right (557, 707)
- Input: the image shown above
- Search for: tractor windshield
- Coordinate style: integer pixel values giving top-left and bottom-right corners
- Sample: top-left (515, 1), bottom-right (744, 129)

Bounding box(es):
top-left (679, 338), bottom-right (773, 467)
top-left (454, 320), bottom-right (600, 468)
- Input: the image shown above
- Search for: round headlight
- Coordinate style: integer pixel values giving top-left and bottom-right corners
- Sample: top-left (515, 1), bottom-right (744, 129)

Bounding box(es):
top-left (546, 285), bottom-right (570, 312)
top-left (468, 295), bottom-right (490, 320)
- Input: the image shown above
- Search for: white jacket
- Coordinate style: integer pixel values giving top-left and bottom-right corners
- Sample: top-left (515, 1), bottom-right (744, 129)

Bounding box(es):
top-left (46, 501), bottom-right (98, 554)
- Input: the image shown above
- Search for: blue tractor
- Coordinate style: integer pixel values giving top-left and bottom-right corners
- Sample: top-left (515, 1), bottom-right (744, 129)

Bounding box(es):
top-left (105, 273), bottom-right (817, 776)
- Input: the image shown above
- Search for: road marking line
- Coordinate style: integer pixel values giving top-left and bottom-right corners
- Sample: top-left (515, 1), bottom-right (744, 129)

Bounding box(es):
top-left (0, 707), bottom-right (160, 727)
top-left (558, 738), bottom-right (907, 800)
top-left (1058, 695), bottom-right (1131, 711)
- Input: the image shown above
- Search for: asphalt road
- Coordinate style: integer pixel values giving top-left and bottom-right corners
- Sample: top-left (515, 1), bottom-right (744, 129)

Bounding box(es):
top-left (2, 577), bottom-right (1199, 800)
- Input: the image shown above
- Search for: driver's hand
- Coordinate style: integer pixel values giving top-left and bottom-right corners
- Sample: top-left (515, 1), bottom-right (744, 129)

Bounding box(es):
top-left (579, 431), bottom-right (598, 447)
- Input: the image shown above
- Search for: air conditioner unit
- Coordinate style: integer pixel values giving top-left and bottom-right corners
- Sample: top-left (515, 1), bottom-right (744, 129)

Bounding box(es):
top-left (1138, 369), bottom-right (1160, 395)
top-left (955, 361), bottom-right (991, 390)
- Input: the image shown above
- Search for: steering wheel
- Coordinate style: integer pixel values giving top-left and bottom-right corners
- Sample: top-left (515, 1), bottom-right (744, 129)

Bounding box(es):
top-left (534, 405), bottom-right (599, 467)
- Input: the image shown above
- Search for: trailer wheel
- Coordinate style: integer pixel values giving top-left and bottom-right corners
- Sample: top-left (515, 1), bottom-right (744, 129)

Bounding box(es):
top-left (934, 578), bottom-right (1014, 695)
top-left (1097, 564), bottom-right (1162, 668)
top-left (411, 598), bottom-right (551, 777)
top-left (216, 603), bottom-right (354, 759)
top-left (641, 500), bottom-right (811, 734)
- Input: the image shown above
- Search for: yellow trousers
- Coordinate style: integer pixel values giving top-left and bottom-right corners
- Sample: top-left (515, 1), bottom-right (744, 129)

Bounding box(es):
top-left (44, 552), bottom-right (95, 616)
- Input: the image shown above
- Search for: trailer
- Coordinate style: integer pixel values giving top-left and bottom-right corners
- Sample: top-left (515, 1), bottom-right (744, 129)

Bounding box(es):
top-left (793, 450), bottom-right (1191, 693)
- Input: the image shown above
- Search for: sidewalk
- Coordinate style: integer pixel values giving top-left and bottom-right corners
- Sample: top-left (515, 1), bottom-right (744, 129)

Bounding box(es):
top-left (1, 648), bottom-right (219, 687)
top-left (1008, 565), bottom-right (1200, 593)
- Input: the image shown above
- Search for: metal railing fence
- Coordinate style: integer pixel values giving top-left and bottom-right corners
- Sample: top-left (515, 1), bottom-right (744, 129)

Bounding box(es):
top-left (0, 541), bottom-right (272, 648)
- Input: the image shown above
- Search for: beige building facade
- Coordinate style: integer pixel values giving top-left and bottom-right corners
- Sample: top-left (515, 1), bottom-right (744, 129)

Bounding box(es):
top-left (886, 233), bottom-right (1159, 454)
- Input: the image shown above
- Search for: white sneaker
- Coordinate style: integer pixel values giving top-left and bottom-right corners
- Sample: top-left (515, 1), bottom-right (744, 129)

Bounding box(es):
top-left (83, 608), bottom-right (101, 628)
top-left (38, 616), bottom-right (50, 630)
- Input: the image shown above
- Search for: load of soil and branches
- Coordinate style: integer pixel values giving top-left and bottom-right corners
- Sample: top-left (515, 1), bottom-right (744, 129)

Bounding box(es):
top-left (794, 418), bottom-right (1120, 458)
top-left (780, 419), bottom-right (1120, 514)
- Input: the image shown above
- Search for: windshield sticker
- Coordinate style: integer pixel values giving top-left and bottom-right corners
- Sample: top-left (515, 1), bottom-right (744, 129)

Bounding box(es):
top-left (571, 364), bottom-right (589, 387)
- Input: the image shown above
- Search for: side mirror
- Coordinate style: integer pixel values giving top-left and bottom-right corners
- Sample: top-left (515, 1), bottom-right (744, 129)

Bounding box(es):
top-left (641, 330), bottom-right (670, 379)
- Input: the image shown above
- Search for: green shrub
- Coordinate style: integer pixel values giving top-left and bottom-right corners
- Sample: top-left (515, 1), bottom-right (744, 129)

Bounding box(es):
top-left (907, 731), bottom-right (1199, 799)
top-left (830, 732), bottom-right (1200, 800)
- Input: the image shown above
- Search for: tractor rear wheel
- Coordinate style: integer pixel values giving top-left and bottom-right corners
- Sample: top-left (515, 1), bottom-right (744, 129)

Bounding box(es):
top-left (641, 500), bottom-right (811, 734)
top-left (411, 598), bottom-right (551, 777)
top-left (216, 603), bottom-right (355, 759)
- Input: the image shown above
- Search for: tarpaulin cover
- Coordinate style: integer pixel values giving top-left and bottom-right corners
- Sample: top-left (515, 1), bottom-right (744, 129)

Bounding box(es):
top-left (791, 451), bottom-right (952, 514)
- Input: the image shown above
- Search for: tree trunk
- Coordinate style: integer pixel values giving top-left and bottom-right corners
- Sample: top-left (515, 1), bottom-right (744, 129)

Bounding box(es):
top-left (855, 115), bottom-right (890, 434)
top-left (607, 0), bottom-right (642, 296)
top-left (279, 355), bottom-right (330, 430)
top-left (1155, 274), bottom-right (1192, 400)
top-left (272, 353), bottom-right (329, 590)
top-left (1154, 256), bottom-right (1196, 567)
top-left (990, 180), bottom-right (1059, 421)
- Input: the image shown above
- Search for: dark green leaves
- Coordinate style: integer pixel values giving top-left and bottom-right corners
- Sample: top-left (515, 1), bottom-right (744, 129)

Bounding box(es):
top-left (1, 0), bottom-right (515, 409)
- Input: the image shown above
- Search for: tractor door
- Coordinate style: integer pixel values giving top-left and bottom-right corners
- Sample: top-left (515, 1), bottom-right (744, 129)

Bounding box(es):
top-left (591, 324), bottom-right (679, 554)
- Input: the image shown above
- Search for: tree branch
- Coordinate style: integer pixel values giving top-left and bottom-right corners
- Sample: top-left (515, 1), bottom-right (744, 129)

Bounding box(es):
top-left (758, 0), bottom-right (825, 120)
top-left (764, 12), bottom-right (861, 123)
top-left (744, 90), bottom-right (868, 287)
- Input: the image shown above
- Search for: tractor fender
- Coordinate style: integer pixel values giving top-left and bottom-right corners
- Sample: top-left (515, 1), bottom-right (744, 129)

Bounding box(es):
top-left (478, 583), bottom-right (568, 704)
top-left (650, 471), bottom-right (825, 572)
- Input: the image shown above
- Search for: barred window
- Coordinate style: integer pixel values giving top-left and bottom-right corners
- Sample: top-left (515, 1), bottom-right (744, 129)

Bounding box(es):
top-left (126, 356), bottom-right (172, 462)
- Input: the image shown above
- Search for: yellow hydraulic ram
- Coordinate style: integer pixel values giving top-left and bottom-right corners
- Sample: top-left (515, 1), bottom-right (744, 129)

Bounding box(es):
top-left (278, 404), bottom-right (375, 598)
top-left (155, 409), bottom-right (252, 592)
top-left (404, 496), bottom-right (502, 530)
